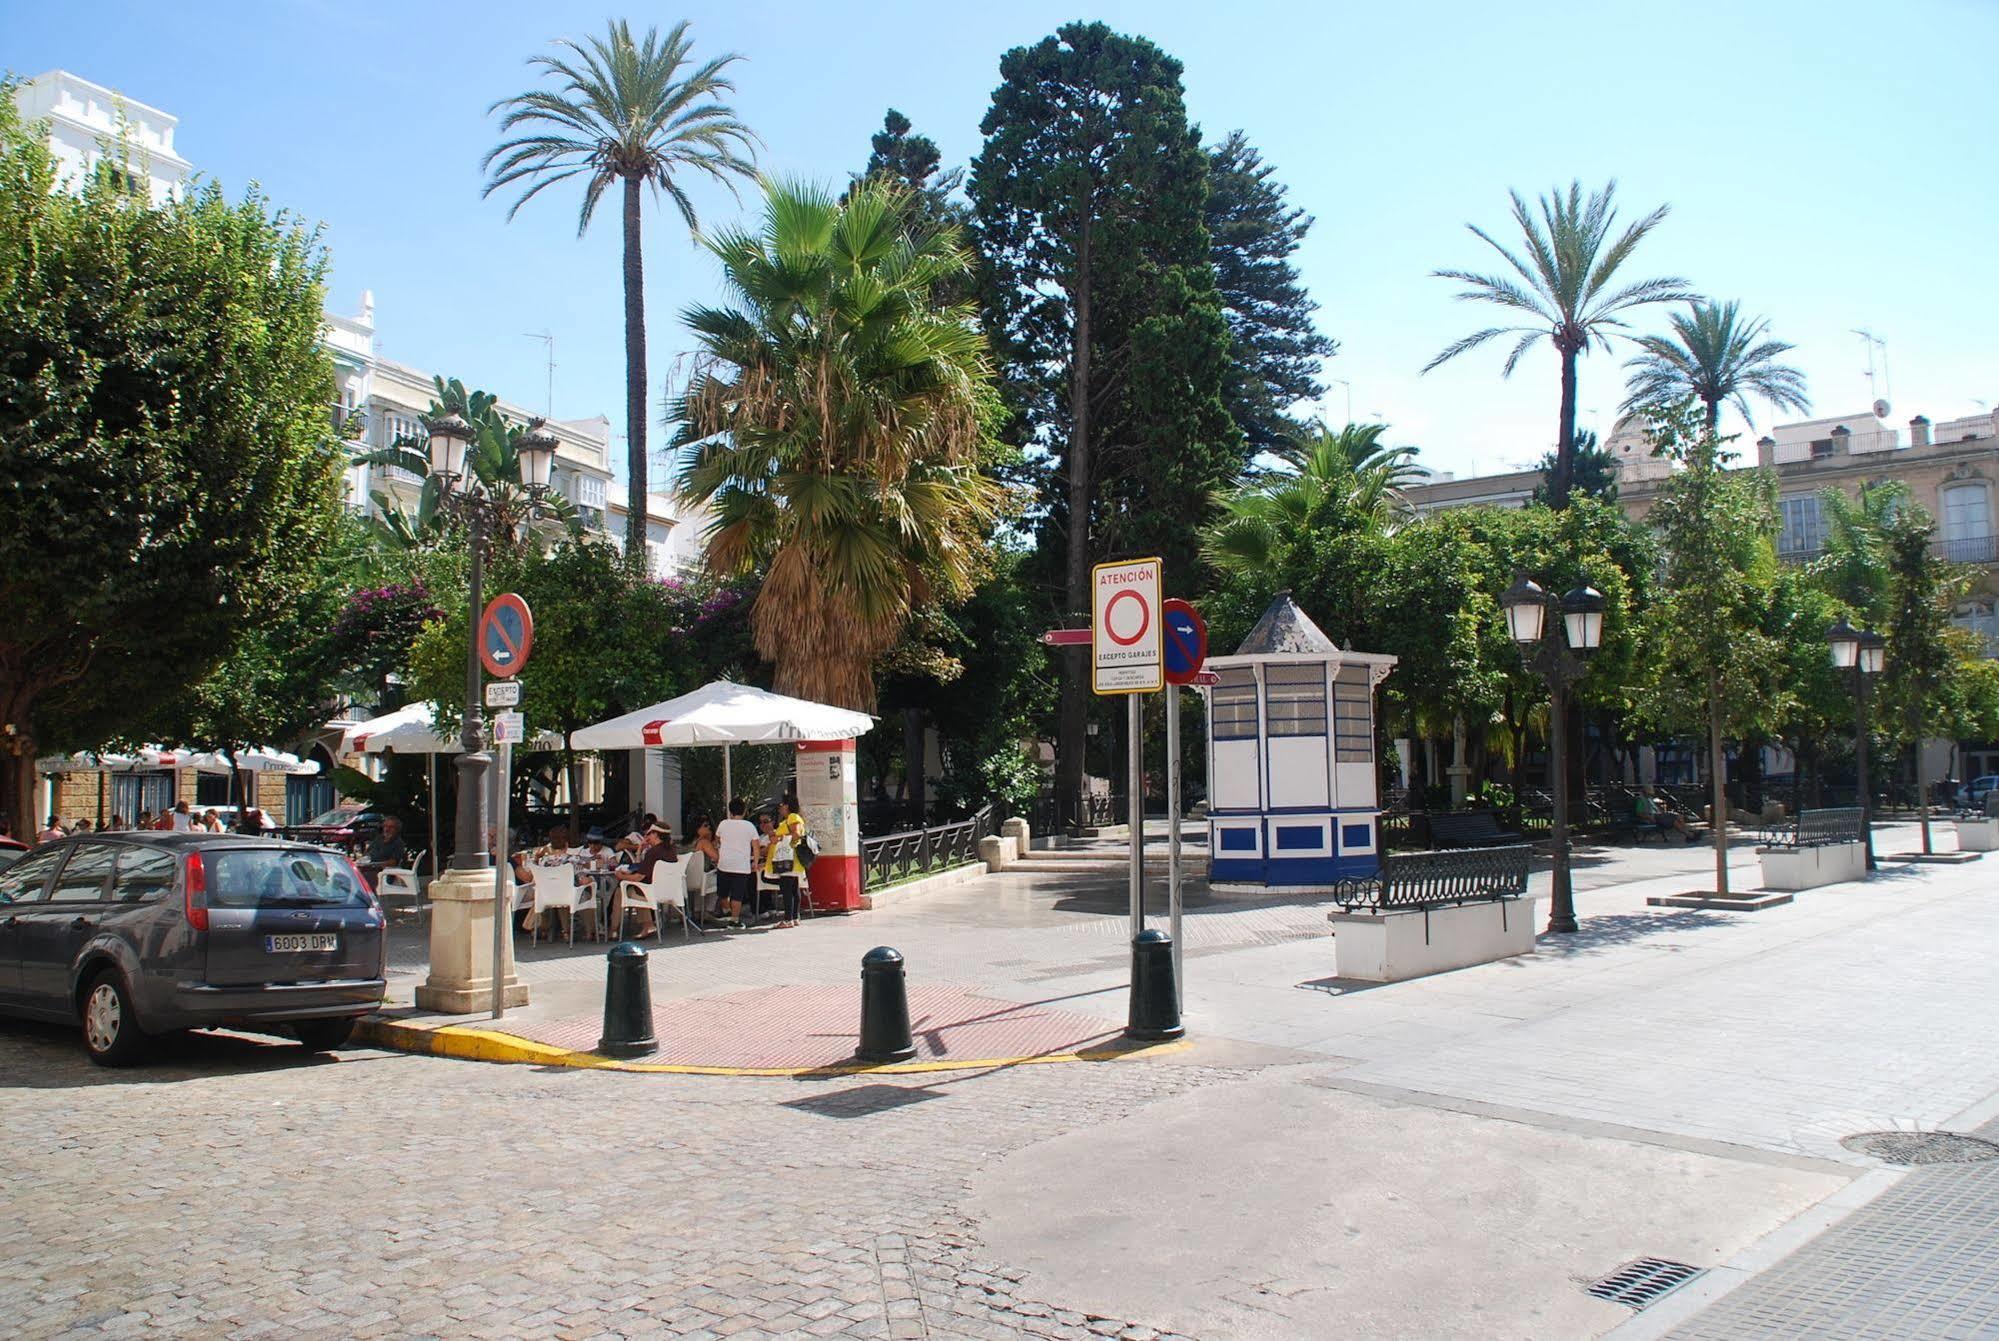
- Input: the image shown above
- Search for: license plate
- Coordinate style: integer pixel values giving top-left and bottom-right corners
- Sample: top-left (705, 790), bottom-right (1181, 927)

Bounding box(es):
top-left (265, 933), bottom-right (338, 953)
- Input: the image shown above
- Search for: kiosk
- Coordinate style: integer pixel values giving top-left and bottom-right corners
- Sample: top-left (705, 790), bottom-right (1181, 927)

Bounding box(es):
top-left (1205, 592), bottom-right (1396, 890)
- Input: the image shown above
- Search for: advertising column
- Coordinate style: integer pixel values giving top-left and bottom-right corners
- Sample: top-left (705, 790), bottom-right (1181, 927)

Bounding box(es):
top-left (797, 739), bottom-right (861, 911)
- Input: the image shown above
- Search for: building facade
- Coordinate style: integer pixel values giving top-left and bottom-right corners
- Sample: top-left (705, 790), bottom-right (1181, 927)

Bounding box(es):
top-left (14, 70), bottom-right (191, 206)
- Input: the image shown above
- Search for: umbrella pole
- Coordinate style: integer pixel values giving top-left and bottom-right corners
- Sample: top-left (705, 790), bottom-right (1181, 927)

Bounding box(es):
top-left (724, 744), bottom-right (732, 809)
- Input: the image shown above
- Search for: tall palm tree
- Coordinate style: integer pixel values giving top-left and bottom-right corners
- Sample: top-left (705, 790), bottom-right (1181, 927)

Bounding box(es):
top-left (1202, 421), bottom-right (1418, 584)
top-left (483, 20), bottom-right (756, 555)
top-left (1622, 299), bottom-right (1811, 433)
top-left (672, 178), bottom-right (1006, 710)
top-left (1424, 180), bottom-right (1694, 508)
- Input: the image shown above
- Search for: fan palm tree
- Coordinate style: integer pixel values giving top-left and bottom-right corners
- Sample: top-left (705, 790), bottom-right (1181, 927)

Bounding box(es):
top-left (1424, 180), bottom-right (1694, 508)
top-left (671, 178), bottom-right (1006, 710)
top-left (483, 21), bottom-right (757, 554)
top-left (1202, 421), bottom-right (1418, 584)
top-left (1622, 299), bottom-right (1811, 433)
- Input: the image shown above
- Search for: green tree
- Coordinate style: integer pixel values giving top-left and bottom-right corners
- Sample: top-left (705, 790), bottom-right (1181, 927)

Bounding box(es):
top-left (1636, 403), bottom-right (1785, 896)
top-left (483, 19), bottom-right (756, 554)
top-left (0, 95), bottom-right (346, 832)
top-left (1202, 421), bottom-right (1418, 587)
top-left (1425, 181), bottom-right (1692, 509)
top-left (1204, 130), bottom-right (1337, 454)
top-left (672, 177), bottom-right (1006, 710)
top-left (1872, 497), bottom-right (1976, 848)
top-left (970, 20), bottom-right (1240, 821)
top-left (1622, 299), bottom-right (1810, 434)
top-left (1530, 429), bottom-right (1619, 504)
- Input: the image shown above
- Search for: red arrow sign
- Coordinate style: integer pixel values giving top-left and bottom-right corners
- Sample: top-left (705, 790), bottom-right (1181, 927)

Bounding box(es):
top-left (1191, 670), bottom-right (1220, 687)
top-left (1040, 628), bottom-right (1092, 646)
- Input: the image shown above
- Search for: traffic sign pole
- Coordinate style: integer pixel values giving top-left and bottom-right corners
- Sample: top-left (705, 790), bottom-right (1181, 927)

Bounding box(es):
top-left (1128, 693), bottom-right (1143, 941)
top-left (1167, 683), bottom-right (1182, 1007)
top-left (490, 736), bottom-right (512, 1019)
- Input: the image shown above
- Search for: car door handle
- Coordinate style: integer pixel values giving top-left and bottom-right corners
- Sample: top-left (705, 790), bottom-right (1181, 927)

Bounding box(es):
top-left (70, 916), bottom-right (93, 931)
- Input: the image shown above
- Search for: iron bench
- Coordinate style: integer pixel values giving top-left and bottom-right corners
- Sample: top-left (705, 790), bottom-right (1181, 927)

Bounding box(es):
top-left (1425, 810), bottom-right (1525, 849)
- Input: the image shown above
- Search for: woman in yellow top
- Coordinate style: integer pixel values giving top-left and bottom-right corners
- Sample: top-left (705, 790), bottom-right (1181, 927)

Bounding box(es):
top-left (763, 795), bottom-right (809, 929)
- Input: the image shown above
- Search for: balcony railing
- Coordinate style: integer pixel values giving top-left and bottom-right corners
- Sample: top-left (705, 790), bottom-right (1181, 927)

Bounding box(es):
top-left (1779, 536), bottom-right (1997, 567)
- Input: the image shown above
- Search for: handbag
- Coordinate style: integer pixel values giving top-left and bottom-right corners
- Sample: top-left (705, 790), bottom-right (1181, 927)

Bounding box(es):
top-left (795, 829), bottom-right (819, 869)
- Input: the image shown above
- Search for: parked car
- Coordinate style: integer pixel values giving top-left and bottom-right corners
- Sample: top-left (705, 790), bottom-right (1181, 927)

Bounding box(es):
top-left (285, 805), bottom-right (385, 849)
top-left (0, 832), bottom-right (387, 1066)
top-left (0, 837), bottom-right (26, 872)
top-left (1959, 776), bottom-right (1999, 810)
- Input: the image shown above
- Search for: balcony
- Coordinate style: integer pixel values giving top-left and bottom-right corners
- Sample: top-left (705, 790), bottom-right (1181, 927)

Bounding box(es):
top-left (1936, 535), bottom-right (1999, 566)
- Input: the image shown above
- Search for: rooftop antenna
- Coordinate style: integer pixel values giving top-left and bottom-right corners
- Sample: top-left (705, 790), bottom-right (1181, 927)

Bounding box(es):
top-left (1327, 378), bottom-right (1353, 425)
top-left (522, 331), bottom-right (555, 417)
top-left (1853, 329), bottom-right (1890, 407)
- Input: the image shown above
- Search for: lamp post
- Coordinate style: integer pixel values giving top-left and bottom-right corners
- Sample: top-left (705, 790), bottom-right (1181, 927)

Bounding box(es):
top-left (422, 413), bottom-right (560, 870)
top-left (1827, 618), bottom-right (1884, 871)
top-left (1501, 576), bottom-right (1605, 935)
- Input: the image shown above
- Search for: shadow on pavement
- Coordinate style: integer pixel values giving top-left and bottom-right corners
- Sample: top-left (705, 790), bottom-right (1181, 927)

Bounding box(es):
top-left (0, 1015), bottom-right (382, 1089)
top-left (1529, 908), bottom-right (1739, 958)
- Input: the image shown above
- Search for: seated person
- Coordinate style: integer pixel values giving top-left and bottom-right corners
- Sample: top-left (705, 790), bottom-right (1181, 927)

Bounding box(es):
top-left (611, 821), bottom-right (678, 936)
top-left (689, 818), bottom-right (723, 920)
top-left (519, 826), bottom-right (582, 937)
top-left (1635, 787), bottom-right (1695, 842)
top-left (367, 815), bottom-right (410, 868)
top-left (577, 829), bottom-right (618, 872)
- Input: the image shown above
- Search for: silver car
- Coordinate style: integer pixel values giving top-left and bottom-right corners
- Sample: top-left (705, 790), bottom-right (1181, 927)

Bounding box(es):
top-left (0, 832), bottom-right (387, 1065)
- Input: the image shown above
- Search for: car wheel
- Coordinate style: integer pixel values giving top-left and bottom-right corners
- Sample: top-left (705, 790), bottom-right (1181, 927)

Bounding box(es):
top-left (81, 970), bottom-right (149, 1068)
top-left (293, 1017), bottom-right (356, 1053)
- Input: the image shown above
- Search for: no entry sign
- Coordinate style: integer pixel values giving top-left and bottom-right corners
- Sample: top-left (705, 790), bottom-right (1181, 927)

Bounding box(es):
top-left (478, 593), bottom-right (535, 679)
top-left (1091, 557), bottom-right (1162, 694)
top-left (1162, 598), bottom-right (1208, 686)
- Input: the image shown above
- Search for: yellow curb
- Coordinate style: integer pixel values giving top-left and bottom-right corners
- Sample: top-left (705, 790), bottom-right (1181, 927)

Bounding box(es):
top-left (356, 1016), bottom-right (1191, 1077)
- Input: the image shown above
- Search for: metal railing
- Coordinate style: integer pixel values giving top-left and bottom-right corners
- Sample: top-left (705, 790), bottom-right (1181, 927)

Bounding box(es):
top-left (1761, 806), bottom-right (1864, 848)
top-left (861, 804), bottom-right (997, 889)
top-left (1331, 843), bottom-right (1533, 912)
top-left (1779, 536), bottom-right (1997, 567)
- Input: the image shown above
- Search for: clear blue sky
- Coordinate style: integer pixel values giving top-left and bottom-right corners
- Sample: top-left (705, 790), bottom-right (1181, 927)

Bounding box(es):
top-left (9, 0), bottom-right (1996, 482)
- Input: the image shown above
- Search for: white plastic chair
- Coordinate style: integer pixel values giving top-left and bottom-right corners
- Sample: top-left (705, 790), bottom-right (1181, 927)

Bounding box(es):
top-left (682, 851), bottom-right (711, 919)
top-left (376, 850), bottom-right (426, 915)
top-left (617, 857), bottom-right (695, 941)
top-left (529, 863), bottom-right (595, 946)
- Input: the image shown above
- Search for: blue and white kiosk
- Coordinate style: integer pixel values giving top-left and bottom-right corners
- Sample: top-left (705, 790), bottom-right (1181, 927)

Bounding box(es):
top-left (1205, 592), bottom-right (1397, 890)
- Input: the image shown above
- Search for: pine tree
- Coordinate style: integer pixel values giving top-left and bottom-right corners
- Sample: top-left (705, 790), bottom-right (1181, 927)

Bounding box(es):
top-left (970, 21), bottom-right (1240, 823)
top-left (1205, 130), bottom-right (1336, 455)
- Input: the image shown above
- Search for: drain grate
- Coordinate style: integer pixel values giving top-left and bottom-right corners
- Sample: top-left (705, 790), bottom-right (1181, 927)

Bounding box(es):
top-left (1842, 1130), bottom-right (1999, 1165)
top-left (1586, 1257), bottom-right (1706, 1310)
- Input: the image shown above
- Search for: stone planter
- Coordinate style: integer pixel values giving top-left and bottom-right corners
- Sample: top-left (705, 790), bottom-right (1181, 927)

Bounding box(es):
top-left (1955, 818), bottom-right (1999, 853)
top-left (1326, 896), bottom-right (1539, 983)
top-left (1756, 841), bottom-right (1866, 891)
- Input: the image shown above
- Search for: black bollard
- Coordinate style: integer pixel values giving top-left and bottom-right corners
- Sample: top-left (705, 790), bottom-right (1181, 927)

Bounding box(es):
top-left (1126, 928), bottom-right (1185, 1041)
top-left (856, 945), bottom-right (916, 1062)
top-left (596, 941), bottom-right (658, 1058)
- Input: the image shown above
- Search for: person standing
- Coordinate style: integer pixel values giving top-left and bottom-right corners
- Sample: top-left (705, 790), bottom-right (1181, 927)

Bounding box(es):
top-left (766, 794), bottom-right (809, 929)
top-left (715, 798), bottom-right (759, 927)
top-left (169, 800), bottom-right (194, 832)
top-left (36, 815), bottom-right (64, 845)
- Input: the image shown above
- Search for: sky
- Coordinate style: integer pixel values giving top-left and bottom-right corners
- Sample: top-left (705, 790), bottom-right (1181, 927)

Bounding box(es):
top-left (8, 0), bottom-right (1998, 485)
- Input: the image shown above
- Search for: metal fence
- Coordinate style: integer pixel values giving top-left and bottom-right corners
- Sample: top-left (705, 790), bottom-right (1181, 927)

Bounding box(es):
top-left (861, 804), bottom-right (998, 889)
top-left (1331, 843), bottom-right (1533, 912)
top-left (1763, 805), bottom-right (1865, 848)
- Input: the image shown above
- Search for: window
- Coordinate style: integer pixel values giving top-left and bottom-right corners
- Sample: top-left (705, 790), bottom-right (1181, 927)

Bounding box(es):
top-left (1265, 663), bottom-right (1327, 737)
top-left (47, 843), bottom-right (116, 903)
top-left (209, 849), bottom-right (368, 909)
top-left (1334, 666), bottom-right (1374, 763)
top-left (1809, 438), bottom-right (1836, 460)
top-left (1942, 484), bottom-right (1994, 564)
top-left (576, 475), bottom-right (607, 510)
top-left (1211, 668), bottom-right (1258, 740)
top-left (1778, 495), bottom-right (1824, 557)
top-left (0, 848), bottom-right (67, 904)
top-left (113, 848), bottom-right (177, 903)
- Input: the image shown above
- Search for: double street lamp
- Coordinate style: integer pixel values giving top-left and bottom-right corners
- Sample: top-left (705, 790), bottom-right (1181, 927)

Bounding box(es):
top-left (1500, 576), bottom-right (1606, 935)
top-left (422, 412), bottom-right (559, 872)
top-left (1826, 618), bottom-right (1885, 871)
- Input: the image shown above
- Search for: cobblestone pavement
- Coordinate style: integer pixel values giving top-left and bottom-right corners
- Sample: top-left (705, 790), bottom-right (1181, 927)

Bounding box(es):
top-left (1664, 1114), bottom-right (1999, 1338)
top-left (0, 1020), bottom-right (1232, 1341)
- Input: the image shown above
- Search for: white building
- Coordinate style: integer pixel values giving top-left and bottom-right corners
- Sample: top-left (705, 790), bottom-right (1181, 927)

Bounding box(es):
top-left (13, 69), bottom-right (191, 206)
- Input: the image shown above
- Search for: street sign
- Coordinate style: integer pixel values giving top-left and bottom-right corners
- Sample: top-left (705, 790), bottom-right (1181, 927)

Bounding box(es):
top-left (484, 679), bottom-right (522, 708)
top-left (1162, 598), bottom-right (1208, 686)
top-left (478, 593), bottom-right (535, 679)
top-left (492, 710), bottom-right (526, 745)
top-left (1191, 670), bottom-right (1220, 687)
top-left (1040, 628), bottom-right (1093, 647)
top-left (1091, 557), bottom-right (1163, 694)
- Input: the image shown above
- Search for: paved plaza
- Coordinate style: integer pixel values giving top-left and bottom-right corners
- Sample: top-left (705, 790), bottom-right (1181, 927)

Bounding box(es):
top-left (3, 822), bottom-right (1999, 1337)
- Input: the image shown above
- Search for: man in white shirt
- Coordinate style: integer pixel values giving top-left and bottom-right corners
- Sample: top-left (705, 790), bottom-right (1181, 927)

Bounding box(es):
top-left (715, 798), bottom-right (759, 925)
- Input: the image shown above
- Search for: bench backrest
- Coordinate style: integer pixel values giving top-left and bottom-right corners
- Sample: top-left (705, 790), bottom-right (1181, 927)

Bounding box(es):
top-left (1331, 843), bottom-right (1532, 911)
top-left (1790, 806), bottom-right (1864, 847)
top-left (1429, 811), bottom-right (1507, 844)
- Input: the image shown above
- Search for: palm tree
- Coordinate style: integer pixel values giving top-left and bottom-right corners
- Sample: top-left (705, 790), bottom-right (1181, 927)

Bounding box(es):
top-left (1202, 421), bottom-right (1419, 584)
top-left (1622, 299), bottom-right (1811, 433)
top-left (483, 20), bottom-right (756, 555)
top-left (672, 178), bottom-right (1006, 710)
top-left (1424, 180), bottom-right (1694, 508)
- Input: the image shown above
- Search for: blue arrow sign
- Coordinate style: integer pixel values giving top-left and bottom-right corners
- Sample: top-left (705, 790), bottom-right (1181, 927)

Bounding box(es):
top-left (1162, 599), bottom-right (1207, 684)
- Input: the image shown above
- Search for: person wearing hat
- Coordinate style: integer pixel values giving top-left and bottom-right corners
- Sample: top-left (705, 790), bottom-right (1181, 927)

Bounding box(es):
top-left (611, 821), bottom-right (678, 937)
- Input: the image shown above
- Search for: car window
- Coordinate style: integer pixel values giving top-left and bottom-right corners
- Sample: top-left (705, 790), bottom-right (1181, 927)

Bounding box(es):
top-left (47, 843), bottom-right (117, 903)
top-left (209, 849), bottom-right (369, 909)
top-left (0, 847), bottom-right (67, 904)
top-left (112, 847), bottom-right (178, 903)
top-left (307, 807), bottom-right (360, 827)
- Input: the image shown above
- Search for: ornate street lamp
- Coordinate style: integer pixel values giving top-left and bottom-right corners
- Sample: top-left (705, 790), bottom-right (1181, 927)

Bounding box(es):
top-left (1501, 577), bottom-right (1604, 934)
top-left (423, 414), bottom-right (563, 872)
top-left (1827, 618), bottom-right (1883, 870)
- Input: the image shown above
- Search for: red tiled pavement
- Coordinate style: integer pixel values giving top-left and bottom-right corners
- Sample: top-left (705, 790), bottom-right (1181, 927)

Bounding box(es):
top-left (491, 983), bottom-right (1126, 1069)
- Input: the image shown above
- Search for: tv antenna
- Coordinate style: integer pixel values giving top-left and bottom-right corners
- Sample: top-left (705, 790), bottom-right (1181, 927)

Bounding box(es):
top-left (522, 331), bottom-right (555, 416)
top-left (1853, 329), bottom-right (1890, 407)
